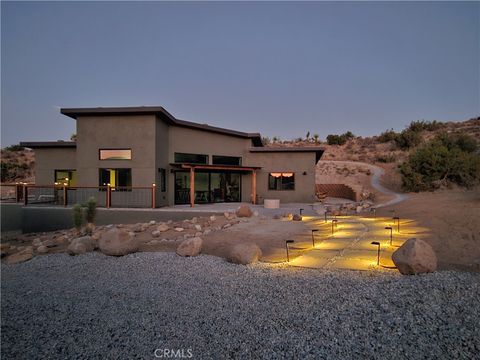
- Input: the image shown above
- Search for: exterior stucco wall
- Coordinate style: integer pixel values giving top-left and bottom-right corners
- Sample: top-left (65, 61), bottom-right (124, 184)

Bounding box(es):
top-left (155, 117), bottom-right (170, 206)
top-left (34, 147), bottom-right (77, 185)
top-left (76, 115), bottom-right (157, 187)
top-left (247, 152), bottom-right (317, 203)
top-left (167, 126), bottom-right (253, 205)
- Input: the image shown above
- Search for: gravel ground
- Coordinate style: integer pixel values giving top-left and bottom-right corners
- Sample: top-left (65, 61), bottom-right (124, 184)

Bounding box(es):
top-left (1, 253), bottom-right (479, 359)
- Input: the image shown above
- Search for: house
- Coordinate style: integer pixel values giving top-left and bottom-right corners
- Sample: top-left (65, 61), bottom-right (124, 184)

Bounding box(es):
top-left (21, 106), bottom-right (324, 207)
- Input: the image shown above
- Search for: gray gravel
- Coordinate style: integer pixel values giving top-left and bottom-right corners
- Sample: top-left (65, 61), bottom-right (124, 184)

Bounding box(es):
top-left (2, 252), bottom-right (479, 359)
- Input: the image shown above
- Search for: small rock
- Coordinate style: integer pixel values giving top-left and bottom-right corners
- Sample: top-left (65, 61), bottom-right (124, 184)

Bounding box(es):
top-left (223, 223), bottom-right (232, 229)
top-left (67, 243), bottom-right (87, 256)
top-left (195, 232), bottom-right (202, 237)
top-left (174, 227), bottom-right (184, 232)
top-left (292, 214), bottom-right (303, 221)
top-left (42, 240), bottom-right (57, 248)
top-left (5, 251), bottom-right (34, 265)
top-left (236, 205), bottom-right (253, 218)
top-left (209, 215), bottom-right (217, 221)
top-left (203, 229), bottom-right (212, 235)
top-left (37, 245), bottom-right (48, 254)
top-left (253, 211), bottom-right (259, 217)
top-left (176, 237), bottom-right (202, 257)
top-left (67, 236), bottom-right (96, 255)
top-left (157, 224), bottom-right (170, 232)
top-left (149, 220), bottom-right (156, 225)
top-left (152, 230), bottom-right (161, 238)
top-left (194, 224), bottom-right (202, 231)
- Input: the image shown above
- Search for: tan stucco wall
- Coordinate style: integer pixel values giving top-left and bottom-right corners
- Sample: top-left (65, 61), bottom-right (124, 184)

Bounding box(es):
top-left (76, 115), bottom-right (157, 187)
top-left (246, 152), bottom-right (317, 204)
top-left (155, 117), bottom-right (170, 206)
top-left (167, 126), bottom-right (253, 205)
top-left (34, 148), bottom-right (77, 185)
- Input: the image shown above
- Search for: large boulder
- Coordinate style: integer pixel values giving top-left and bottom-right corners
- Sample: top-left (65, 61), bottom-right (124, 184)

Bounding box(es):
top-left (176, 237), bottom-right (202, 257)
top-left (227, 243), bottom-right (262, 265)
top-left (392, 238), bottom-right (437, 275)
top-left (67, 236), bottom-right (95, 255)
top-left (292, 214), bottom-right (303, 221)
top-left (99, 228), bottom-right (138, 256)
top-left (236, 205), bottom-right (253, 218)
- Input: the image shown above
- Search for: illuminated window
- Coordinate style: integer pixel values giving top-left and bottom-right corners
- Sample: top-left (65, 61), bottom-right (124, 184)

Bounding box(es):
top-left (99, 149), bottom-right (132, 160)
top-left (268, 172), bottom-right (295, 190)
top-left (174, 153), bottom-right (208, 164)
top-left (212, 155), bottom-right (242, 166)
top-left (99, 168), bottom-right (132, 189)
top-left (54, 170), bottom-right (77, 186)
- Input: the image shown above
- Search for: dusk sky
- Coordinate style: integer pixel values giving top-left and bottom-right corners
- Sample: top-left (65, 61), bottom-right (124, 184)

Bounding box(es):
top-left (1, 1), bottom-right (478, 146)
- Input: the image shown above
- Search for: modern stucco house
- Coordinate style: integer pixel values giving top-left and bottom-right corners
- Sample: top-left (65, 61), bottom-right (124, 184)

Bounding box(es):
top-left (21, 106), bottom-right (324, 207)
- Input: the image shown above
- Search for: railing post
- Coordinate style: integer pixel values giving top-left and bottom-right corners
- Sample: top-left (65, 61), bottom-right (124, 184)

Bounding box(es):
top-left (106, 184), bottom-right (111, 208)
top-left (15, 184), bottom-right (20, 203)
top-left (23, 185), bottom-right (28, 206)
top-left (63, 186), bottom-right (68, 207)
top-left (152, 183), bottom-right (156, 209)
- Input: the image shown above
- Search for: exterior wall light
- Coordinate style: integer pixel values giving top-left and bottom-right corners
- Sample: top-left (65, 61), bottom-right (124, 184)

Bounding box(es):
top-left (285, 240), bottom-right (295, 262)
top-left (299, 208), bottom-right (304, 215)
top-left (385, 226), bottom-right (393, 245)
top-left (311, 229), bottom-right (319, 247)
top-left (371, 241), bottom-right (381, 265)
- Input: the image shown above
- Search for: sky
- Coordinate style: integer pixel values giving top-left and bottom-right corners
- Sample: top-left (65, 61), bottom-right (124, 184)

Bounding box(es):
top-left (1, 1), bottom-right (479, 146)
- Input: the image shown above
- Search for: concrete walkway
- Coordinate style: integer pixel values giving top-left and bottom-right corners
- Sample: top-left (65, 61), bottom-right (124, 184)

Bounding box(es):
top-left (268, 214), bottom-right (430, 271)
top-left (319, 160), bottom-right (409, 208)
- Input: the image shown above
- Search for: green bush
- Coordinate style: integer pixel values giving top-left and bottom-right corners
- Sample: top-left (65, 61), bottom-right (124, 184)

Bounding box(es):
top-left (376, 153), bottom-right (397, 163)
top-left (408, 120), bottom-right (445, 132)
top-left (73, 204), bottom-right (84, 231)
top-left (3, 144), bottom-right (25, 152)
top-left (85, 197), bottom-right (97, 224)
top-left (400, 133), bottom-right (480, 191)
top-left (377, 129), bottom-right (398, 143)
top-left (326, 132), bottom-right (354, 145)
top-left (395, 129), bottom-right (422, 150)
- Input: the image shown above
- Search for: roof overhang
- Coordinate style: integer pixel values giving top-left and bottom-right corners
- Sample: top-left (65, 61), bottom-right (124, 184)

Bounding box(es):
top-left (170, 163), bottom-right (261, 172)
top-left (20, 141), bottom-right (76, 149)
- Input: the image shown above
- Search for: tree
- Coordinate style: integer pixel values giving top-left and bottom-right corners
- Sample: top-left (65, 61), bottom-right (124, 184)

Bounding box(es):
top-left (313, 134), bottom-right (320, 143)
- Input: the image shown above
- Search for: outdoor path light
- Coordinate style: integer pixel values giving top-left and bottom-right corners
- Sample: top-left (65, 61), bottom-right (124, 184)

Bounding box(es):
top-left (385, 226), bottom-right (393, 246)
top-left (311, 229), bottom-right (318, 247)
top-left (286, 240), bottom-right (295, 262)
top-left (324, 210), bottom-right (329, 223)
top-left (331, 219), bottom-right (338, 236)
top-left (371, 241), bottom-right (381, 265)
top-left (393, 216), bottom-right (400, 232)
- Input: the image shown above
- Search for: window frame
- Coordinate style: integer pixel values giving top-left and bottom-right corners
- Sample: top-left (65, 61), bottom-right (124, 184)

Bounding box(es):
top-left (99, 148), bottom-right (132, 161)
top-left (174, 152), bottom-right (209, 165)
top-left (268, 172), bottom-right (295, 191)
top-left (212, 155), bottom-right (242, 166)
top-left (54, 169), bottom-right (77, 187)
top-left (99, 168), bottom-right (132, 190)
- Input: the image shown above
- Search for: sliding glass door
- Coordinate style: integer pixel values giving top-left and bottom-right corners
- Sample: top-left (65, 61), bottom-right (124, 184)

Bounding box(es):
top-left (174, 171), bottom-right (241, 204)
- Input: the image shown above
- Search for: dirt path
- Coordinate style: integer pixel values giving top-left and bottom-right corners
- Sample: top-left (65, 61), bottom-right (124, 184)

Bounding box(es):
top-left (319, 160), bottom-right (408, 207)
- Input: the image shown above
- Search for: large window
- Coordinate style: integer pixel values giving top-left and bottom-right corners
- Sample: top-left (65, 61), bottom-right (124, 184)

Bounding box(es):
top-left (55, 170), bottom-right (77, 186)
top-left (268, 172), bottom-right (295, 191)
top-left (212, 155), bottom-right (242, 166)
top-left (174, 152), bottom-right (208, 164)
top-left (99, 149), bottom-right (132, 160)
top-left (99, 168), bottom-right (132, 188)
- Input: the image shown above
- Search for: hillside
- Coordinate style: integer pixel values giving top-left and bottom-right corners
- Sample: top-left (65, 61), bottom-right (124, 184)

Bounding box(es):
top-left (0, 146), bottom-right (35, 183)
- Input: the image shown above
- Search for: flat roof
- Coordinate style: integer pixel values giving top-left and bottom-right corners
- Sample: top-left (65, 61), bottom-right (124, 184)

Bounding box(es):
top-left (60, 106), bottom-right (263, 146)
top-left (20, 141), bottom-right (77, 149)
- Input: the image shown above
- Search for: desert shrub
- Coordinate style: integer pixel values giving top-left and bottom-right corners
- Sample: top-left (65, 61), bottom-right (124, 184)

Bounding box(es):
top-left (326, 131), bottom-right (356, 145)
top-left (261, 137), bottom-right (271, 146)
top-left (408, 120), bottom-right (445, 132)
top-left (85, 197), bottom-right (97, 224)
top-left (3, 144), bottom-right (25, 152)
top-left (378, 129), bottom-right (398, 143)
top-left (394, 129), bottom-right (422, 150)
top-left (400, 133), bottom-right (480, 191)
top-left (73, 204), bottom-right (84, 231)
top-left (376, 153), bottom-right (397, 163)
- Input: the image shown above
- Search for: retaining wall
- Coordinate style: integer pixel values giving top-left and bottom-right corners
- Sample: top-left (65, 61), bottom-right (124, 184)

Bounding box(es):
top-left (315, 184), bottom-right (360, 202)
